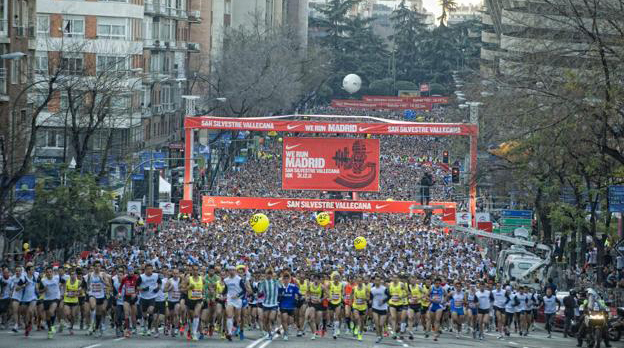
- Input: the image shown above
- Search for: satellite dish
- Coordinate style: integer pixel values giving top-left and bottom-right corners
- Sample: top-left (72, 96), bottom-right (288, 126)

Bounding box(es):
top-left (342, 74), bottom-right (362, 94)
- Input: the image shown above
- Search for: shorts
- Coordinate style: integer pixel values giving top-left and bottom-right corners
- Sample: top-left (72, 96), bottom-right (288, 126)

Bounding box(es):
top-left (409, 304), bottom-right (421, 312)
top-left (43, 299), bottom-right (59, 311)
top-left (89, 296), bottom-right (106, 306)
top-left (262, 304), bottom-right (278, 311)
top-left (469, 307), bottom-right (477, 316)
top-left (79, 297), bottom-right (86, 306)
top-left (429, 303), bottom-right (443, 312)
top-left (478, 308), bottom-right (490, 315)
top-left (494, 306), bottom-right (505, 314)
top-left (420, 306), bottom-right (429, 315)
top-left (296, 299), bottom-right (306, 308)
top-left (280, 308), bottom-right (295, 316)
top-left (167, 301), bottom-right (179, 311)
top-left (451, 307), bottom-right (465, 316)
top-left (154, 301), bottom-right (166, 315)
top-left (187, 299), bottom-right (203, 310)
top-left (0, 298), bottom-right (9, 313)
top-left (532, 309), bottom-right (537, 316)
top-left (227, 299), bottom-right (242, 309)
top-left (505, 312), bottom-right (514, 324)
top-left (216, 299), bottom-right (226, 307)
top-left (390, 304), bottom-right (404, 312)
top-left (310, 303), bottom-right (325, 312)
top-left (124, 296), bottom-right (138, 305)
top-left (372, 308), bottom-right (387, 316)
top-left (141, 298), bottom-right (155, 312)
top-left (19, 299), bottom-right (35, 306)
top-left (354, 308), bottom-right (367, 316)
top-left (328, 302), bottom-right (341, 311)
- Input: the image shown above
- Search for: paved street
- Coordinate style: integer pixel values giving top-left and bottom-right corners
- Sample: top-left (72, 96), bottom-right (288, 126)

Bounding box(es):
top-left (1, 326), bottom-right (621, 348)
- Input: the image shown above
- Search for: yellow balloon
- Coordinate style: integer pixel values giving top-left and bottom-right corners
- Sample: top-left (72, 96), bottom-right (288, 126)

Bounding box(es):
top-left (278, 137), bottom-right (283, 142)
top-left (249, 213), bottom-right (270, 233)
top-left (354, 236), bottom-right (367, 250)
top-left (316, 212), bottom-right (331, 226)
top-left (23, 242), bottom-right (29, 250)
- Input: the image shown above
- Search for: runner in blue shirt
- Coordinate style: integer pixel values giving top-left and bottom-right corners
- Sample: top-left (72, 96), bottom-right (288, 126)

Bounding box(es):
top-left (278, 272), bottom-right (300, 341)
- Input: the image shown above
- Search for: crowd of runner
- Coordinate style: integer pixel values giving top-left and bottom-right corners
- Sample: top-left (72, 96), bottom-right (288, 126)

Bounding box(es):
top-left (0, 107), bottom-right (571, 344)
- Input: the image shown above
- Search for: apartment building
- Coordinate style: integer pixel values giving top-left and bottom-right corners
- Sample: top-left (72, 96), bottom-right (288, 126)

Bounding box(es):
top-left (31, 0), bottom-right (199, 178)
top-left (0, 0), bottom-right (36, 176)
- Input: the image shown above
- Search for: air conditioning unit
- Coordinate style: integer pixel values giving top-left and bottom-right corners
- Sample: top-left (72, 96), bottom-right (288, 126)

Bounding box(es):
top-left (187, 42), bottom-right (200, 51)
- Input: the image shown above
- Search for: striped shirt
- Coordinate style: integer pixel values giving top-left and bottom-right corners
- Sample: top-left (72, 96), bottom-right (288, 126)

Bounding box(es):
top-left (258, 279), bottom-right (280, 307)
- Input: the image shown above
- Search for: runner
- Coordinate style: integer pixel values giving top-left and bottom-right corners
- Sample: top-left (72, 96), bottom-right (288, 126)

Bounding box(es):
top-left (449, 281), bottom-right (466, 338)
top-left (305, 273), bottom-right (324, 340)
top-left (223, 265), bottom-right (248, 341)
top-left (327, 272), bottom-right (344, 339)
top-left (39, 266), bottom-right (63, 339)
top-left (86, 260), bottom-right (111, 337)
top-left (277, 271), bottom-right (299, 341)
top-left (475, 281), bottom-right (494, 340)
top-left (62, 267), bottom-right (81, 335)
top-left (370, 274), bottom-right (389, 343)
top-left (428, 277), bottom-right (446, 341)
top-left (182, 264), bottom-right (203, 341)
top-left (351, 275), bottom-right (370, 341)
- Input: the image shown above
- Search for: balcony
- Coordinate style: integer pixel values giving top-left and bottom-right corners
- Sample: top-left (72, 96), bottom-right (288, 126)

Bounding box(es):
top-left (145, 2), bottom-right (155, 14)
top-left (187, 42), bottom-right (200, 52)
top-left (0, 20), bottom-right (8, 42)
top-left (188, 10), bottom-right (201, 23)
top-left (152, 105), bottom-right (163, 115)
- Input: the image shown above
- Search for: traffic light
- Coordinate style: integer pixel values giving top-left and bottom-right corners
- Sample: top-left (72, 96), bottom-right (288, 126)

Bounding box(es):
top-left (442, 150), bottom-right (449, 164)
top-left (451, 166), bottom-right (460, 183)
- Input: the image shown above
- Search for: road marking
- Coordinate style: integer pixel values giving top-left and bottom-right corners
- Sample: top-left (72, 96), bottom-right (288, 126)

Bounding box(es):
top-left (113, 338), bottom-right (125, 342)
top-left (258, 334), bottom-right (279, 348)
top-left (397, 338), bottom-right (410, 347)
top-left (509, 342), bottom-right (519, 345)
top-left (83, 344), bottom-right (101, 348)
top-left (246, 336), bottom-right (266, 348)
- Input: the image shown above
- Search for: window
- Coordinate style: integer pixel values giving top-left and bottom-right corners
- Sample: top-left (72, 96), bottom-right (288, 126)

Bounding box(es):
top-left (37, 15), bottom-right (49, 35)
top-left (97, 18), bottom-right (126, 40)
top-left (96, 55), bottom-right (127, 73)
top-left (61, 56), bottom-right (83, 75)
top-left (160, 19), bottom-right (170, 40)
top-left (34, 54), bottom-right (48, 74)
top-left (10, 59), bottom-right (18, 84)
top-left (63, 18), bottom-right (84, 38)
top-left (150, 52), bottom-right (160, 72)
top-left (161, 85), bottom-right (171, 110)
top-left (162, 53), bottom-right (170, 73)
top-left (38, 129), bottom-right (65, 148)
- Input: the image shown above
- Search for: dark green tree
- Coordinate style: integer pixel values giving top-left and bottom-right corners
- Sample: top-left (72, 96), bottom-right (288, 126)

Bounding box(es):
top-left (389, 0), bottom-right (428, 82)
top-left (25, 171), bottom-right (114, 253)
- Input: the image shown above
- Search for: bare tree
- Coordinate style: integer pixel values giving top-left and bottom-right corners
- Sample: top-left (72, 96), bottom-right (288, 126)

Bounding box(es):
top-left (192, 19), bottom-right (328, 117)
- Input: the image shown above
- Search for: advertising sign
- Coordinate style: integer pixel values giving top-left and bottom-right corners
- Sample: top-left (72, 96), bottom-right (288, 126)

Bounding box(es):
top-left (185, 117), bottom-right (477, 136)
top-left (202, 196), bottom-right (455, 214)
top-left (127, 201), bottom-right (142, 216)
top-left (282, 137), bottom-right (380, 191)
top-left (179, 199), bottom-right (193, 214)
top-left (145, 208), bottom-right (163, 224)
top-left (201, 206), bottom-right (215, 223)
top-left (331, 99), bottom-right (431, 110)
top-left (159, 202), bottom-right (175, 215)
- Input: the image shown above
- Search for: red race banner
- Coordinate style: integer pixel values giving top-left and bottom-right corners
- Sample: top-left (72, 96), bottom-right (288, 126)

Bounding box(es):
top-left (146, 208), bottom-right (163, 224)
top-left (184, 117), bottom-right (477, 136)
top-left (362, 95), bottom-right (448, 104)
top-left (330, 99), bottom-right (431, 110)
top-left (282, 137), bottom-right (380, 191)
top-left (202, 196), bottom-right (455, 214)
top-left (477, 221), bottom-right (493, 232)
top-left (201, 206), bottom-right (214, 223)
top-left (179, 199), bottom-right (193, 214)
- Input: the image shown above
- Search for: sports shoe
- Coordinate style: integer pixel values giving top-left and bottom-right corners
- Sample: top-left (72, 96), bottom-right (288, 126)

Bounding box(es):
top-left (357, 333), bottom-right (363, 341)
top-left (376, 336), bottom-right (382, 343)
top-left (192, 333), bottom-right (198, 341)
top-left (48, 330), bottom-right (53, 339)
top-left (311, 333), bottom-right (316, 340)
top-left (547, 333), bottom-right (552, 338)
top-left (297, 330), bottom-right (303, 337)
top-left (239, 330), bottom-right (244, 340)
top-left (283, 335), bottom-right (289, 341)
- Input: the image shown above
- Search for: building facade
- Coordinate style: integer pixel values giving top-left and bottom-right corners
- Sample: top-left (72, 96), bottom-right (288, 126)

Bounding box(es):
top-left (0, 0), bottom-right (36, 176)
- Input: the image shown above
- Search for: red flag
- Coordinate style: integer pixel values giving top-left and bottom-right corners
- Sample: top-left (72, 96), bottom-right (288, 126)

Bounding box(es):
top-left (179, 199), bottom-right (193, 214)
top-left (146, 208), bottom-right (163, 224)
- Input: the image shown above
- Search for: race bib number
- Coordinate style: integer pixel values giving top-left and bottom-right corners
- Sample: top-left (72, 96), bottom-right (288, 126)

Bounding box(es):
top-left (432, 295), bottom-right (440, 302)
top-left (356, 298), bottom-right (365, 305)
top-left (311, 295), bottom-right (320, 301)
top-left (91, 283), bottom-right (103, 292)
top-left (170, 291), bottom-right (180, 301)
top-left (191, 290), bottom-right (202, 299)
top-left (66, 291), bottom-right (76, 298)
top-left (332, 294), bottom-right (340, 300)
top-left (392, 295), bottom-right (399, 301)
top-left (126, 286), bottom-right (135, 295)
